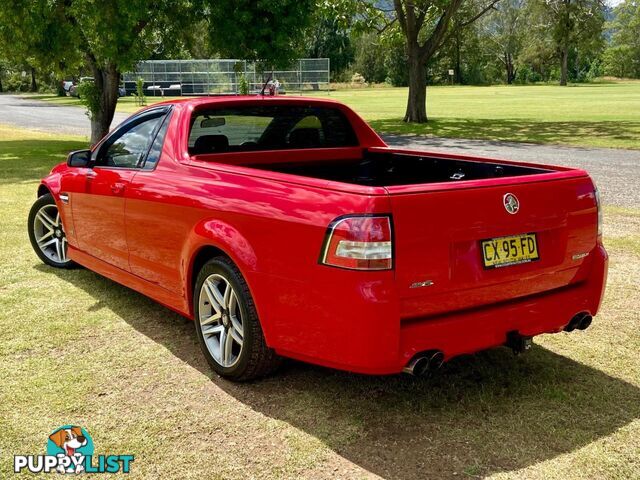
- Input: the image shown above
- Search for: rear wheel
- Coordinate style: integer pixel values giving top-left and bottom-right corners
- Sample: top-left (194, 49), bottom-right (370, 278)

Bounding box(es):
top-left (194, 256), bottom-right (280, 381)
top-left (28, 193), bottom-right (75, 268)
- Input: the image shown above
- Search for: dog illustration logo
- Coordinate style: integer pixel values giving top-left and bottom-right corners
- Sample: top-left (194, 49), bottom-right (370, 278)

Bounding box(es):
top-left (14, 425), bottom-right (133, 474)
top-left (48, 426), bottom-right (90, 456)
top-left (46, 425), bottom-right (94, 473)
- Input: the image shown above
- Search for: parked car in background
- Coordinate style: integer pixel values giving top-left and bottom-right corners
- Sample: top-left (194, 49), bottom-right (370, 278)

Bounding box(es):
top-left (68, 77), bottom-right (126, 98)
top-left (61, 80), bottom-right (74, 94)
top-left (28, 96), bottom-right (608, 381)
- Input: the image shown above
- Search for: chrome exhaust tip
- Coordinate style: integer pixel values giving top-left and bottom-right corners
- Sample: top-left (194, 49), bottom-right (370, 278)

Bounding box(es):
top-left (403, 350), bottom-right (444, 376)
top-left (577, 314), bottom-right (593, 330)
top-left (565, 312), bottom-right (592, 332)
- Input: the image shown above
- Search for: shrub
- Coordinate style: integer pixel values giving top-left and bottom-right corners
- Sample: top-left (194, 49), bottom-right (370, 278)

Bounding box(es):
top-left (77, 80), bottom-right (101, 119)
top-left (5, 72), bottom-right (30, 92)
top-left (238, 74), bottom-right (249, 95)
top-left (135, 77), bottom-right (146, 106)
top-left (351, 72), bottom-right (366, 84)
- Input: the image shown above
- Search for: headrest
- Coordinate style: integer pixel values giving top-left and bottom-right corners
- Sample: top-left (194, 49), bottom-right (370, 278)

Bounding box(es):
top-left (192, 135), bottom-right (229, 154)
top-left (289, 128), bottom-right (321, 148)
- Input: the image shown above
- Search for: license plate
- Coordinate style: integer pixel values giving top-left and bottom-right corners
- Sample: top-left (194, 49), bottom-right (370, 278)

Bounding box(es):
top-left (481, 233), bottom-right (539, 268)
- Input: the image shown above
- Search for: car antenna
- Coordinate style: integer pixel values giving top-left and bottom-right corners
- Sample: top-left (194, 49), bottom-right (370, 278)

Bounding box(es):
top-left (259, 71), bottom-right (273, 96)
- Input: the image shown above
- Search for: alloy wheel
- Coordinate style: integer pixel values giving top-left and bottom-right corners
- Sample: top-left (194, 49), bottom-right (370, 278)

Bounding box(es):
top-left (33, 204), bottom-right (68, 264)
top-left (198, 274), bottom-right (244, 368)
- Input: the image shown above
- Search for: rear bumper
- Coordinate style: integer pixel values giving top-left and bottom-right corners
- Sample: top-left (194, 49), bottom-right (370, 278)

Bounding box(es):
top-left (399, 243), bottom-right (608, 370)
top-left (271, 244), bottom-right (608, 375)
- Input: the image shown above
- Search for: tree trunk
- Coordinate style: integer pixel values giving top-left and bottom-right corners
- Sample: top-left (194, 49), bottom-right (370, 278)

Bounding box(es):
top-left (30, 67), bottom-right (37, 92)
top-left (560, 47), bottom-right (569, 86)
top-left (404, 53), bottom-right (427, 123)
top-left (0, 77), bottom-right (3, 93)
top-left (89, 63), bottom-right (121, 145)
top-left (505, 53), bottom-right (515, 84)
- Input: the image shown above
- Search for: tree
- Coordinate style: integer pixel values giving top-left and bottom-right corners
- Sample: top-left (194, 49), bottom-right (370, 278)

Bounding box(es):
top-left (1, 0), bottom-right (315, 144)
top-left (327, 0), bottom-right (500, 121)
top-left (347, 0), bottom-right (499, 122)
top-left (482, 0), bottom-right (525, 84)
top-left (532, 0), bottom-right (605, 85)
top-left (603, 0), bottom-right (640, 78)
top-left (0, 5), bottom-right (58, 95)
top-left (352, 33), bottom-right (389, 83)
top-left (206, 0), bottom-right (315, 69)
top-left (305, 17), bottom-right (354, 81)
top-left (1, 0), bottom-right (198, 143)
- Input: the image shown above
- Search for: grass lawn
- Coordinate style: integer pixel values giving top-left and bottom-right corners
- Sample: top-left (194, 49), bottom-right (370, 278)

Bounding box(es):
top-left (1, 125), bottom-right (639, 478)
top-left (31, 81), bottom-right (640, 149)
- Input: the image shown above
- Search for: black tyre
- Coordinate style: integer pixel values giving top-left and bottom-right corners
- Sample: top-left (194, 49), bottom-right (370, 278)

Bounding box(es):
top-left (28, 193), bottom-right (75, 269)
top-left (194, 256), bottom-right (280, 381)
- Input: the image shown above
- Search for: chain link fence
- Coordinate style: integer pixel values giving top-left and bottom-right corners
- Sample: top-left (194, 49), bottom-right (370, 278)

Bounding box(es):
top-left (123, 59), bottom-right (330, 96)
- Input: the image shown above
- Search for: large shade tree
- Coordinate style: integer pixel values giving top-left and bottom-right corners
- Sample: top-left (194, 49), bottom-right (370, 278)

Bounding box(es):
top-left (392, 0), bottom-right (501, 122)
top-left (342, 0), bottom-right (501, 122)
top-left (1, 0), bottom-right (315, 143)
top-left (1, 0), bottom-right (199, 143)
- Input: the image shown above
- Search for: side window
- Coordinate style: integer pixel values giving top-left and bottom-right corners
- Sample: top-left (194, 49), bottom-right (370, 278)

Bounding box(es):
top-left (143, 112), bottom-right (172, 170)
top-left (98, 115), bottom-right (164, 168)
top-left (189, 114), bottom-right (272, 153)
top-left (287, 115), bottom-right (324, 148)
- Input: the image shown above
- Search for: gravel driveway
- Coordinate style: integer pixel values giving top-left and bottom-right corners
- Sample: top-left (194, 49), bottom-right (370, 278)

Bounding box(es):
top-left (1, 94), bottom-right (638, 207)
top-left (0, 94), bottom-right (129, 136)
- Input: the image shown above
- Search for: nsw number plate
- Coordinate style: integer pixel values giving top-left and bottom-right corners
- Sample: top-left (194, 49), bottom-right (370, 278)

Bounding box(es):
top-left (481, 233), bottom-right (539, 268)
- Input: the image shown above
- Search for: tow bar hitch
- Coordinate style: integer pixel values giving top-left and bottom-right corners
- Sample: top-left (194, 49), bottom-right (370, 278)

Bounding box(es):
top-left (505, 331), bottom-right (533, 355)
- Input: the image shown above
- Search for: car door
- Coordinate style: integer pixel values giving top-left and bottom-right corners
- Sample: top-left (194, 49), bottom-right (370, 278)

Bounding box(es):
top-left (69, 109), bottom-right (168, 271)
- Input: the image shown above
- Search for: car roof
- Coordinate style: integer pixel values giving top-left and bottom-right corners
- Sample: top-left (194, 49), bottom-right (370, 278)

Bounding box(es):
top-left (149, 95), bottom-right (344, 109)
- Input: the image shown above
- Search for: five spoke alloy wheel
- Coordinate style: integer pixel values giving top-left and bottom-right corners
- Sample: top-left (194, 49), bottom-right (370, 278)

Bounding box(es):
top-left (28, 193), bottom-right (73, 268)
top-left (194, 256), bottom-right (280, 381)
top-left (198, 274), bottom-right (244, 368)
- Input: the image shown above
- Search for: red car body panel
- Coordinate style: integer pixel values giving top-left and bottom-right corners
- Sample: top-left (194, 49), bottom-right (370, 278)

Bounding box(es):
top-left (39, 96), bottom-right (608, 375)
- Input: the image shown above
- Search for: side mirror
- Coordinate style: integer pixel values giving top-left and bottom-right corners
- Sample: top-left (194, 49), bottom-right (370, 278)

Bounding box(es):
top-left (67, 149), bottom-right (91, 168)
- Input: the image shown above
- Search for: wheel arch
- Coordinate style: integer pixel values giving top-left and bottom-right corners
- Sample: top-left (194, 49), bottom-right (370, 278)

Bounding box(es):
top-left (189, 245), bottom-right (229, 309)
top-left (37, 184), bottom-right (52, 198)
top-left (183, 219), bottom-right (259, 320)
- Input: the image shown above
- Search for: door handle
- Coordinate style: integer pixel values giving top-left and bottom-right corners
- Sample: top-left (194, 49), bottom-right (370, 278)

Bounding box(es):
top-left (111, 182), bottom-right (126, 194)
top-left (59, 193), bottom-right (70, 204)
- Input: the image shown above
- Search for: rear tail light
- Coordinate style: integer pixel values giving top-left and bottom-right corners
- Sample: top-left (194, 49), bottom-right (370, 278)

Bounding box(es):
top-left (320, 215), bottom-right (393, 270)
top-left (594, 187), bottom-right (603, 237)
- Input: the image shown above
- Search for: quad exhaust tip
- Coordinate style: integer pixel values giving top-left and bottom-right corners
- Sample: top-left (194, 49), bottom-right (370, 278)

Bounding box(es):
top-left (403, 350), bottom-right (445, 376)
top-left (565, 312), bottom-right (593, 332)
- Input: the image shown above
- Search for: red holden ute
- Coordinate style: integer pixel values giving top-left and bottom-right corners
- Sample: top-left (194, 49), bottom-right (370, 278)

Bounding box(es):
top-left (28, 96), bottom-right (608, 380)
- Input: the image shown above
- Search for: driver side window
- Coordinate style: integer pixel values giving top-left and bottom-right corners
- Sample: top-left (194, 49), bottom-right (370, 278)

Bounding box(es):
top-left (99, 115), bottom-right (164, 168)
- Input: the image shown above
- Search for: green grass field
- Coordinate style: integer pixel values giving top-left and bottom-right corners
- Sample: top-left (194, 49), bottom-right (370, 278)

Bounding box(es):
top-left (0, 124), bottom-right (639, 478)
top-left (33, 81), bottom-right (640, 149)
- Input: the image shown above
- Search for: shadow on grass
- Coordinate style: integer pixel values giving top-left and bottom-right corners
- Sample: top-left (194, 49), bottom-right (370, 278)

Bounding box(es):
top-left (42, 265), bottom-right (640, 479)
top-left (0, 138), bottom-right (87, 185)
top-left (370, 118), bottom-right (640, 149)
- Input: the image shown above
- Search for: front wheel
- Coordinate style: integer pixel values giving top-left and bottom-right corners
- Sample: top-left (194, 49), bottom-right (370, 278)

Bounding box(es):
top-left (194, 256), bottom-right (280, 381)
top-left (28, 193), bottom-right (74, 268)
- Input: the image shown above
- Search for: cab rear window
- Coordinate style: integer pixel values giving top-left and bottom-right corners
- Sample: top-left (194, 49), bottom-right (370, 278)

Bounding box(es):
top-left (188, 105), bottom-right (358, 155)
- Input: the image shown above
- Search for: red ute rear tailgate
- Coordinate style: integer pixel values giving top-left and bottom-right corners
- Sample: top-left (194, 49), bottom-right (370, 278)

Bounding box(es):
top-left (388, 174), bottom-right (599, 320)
